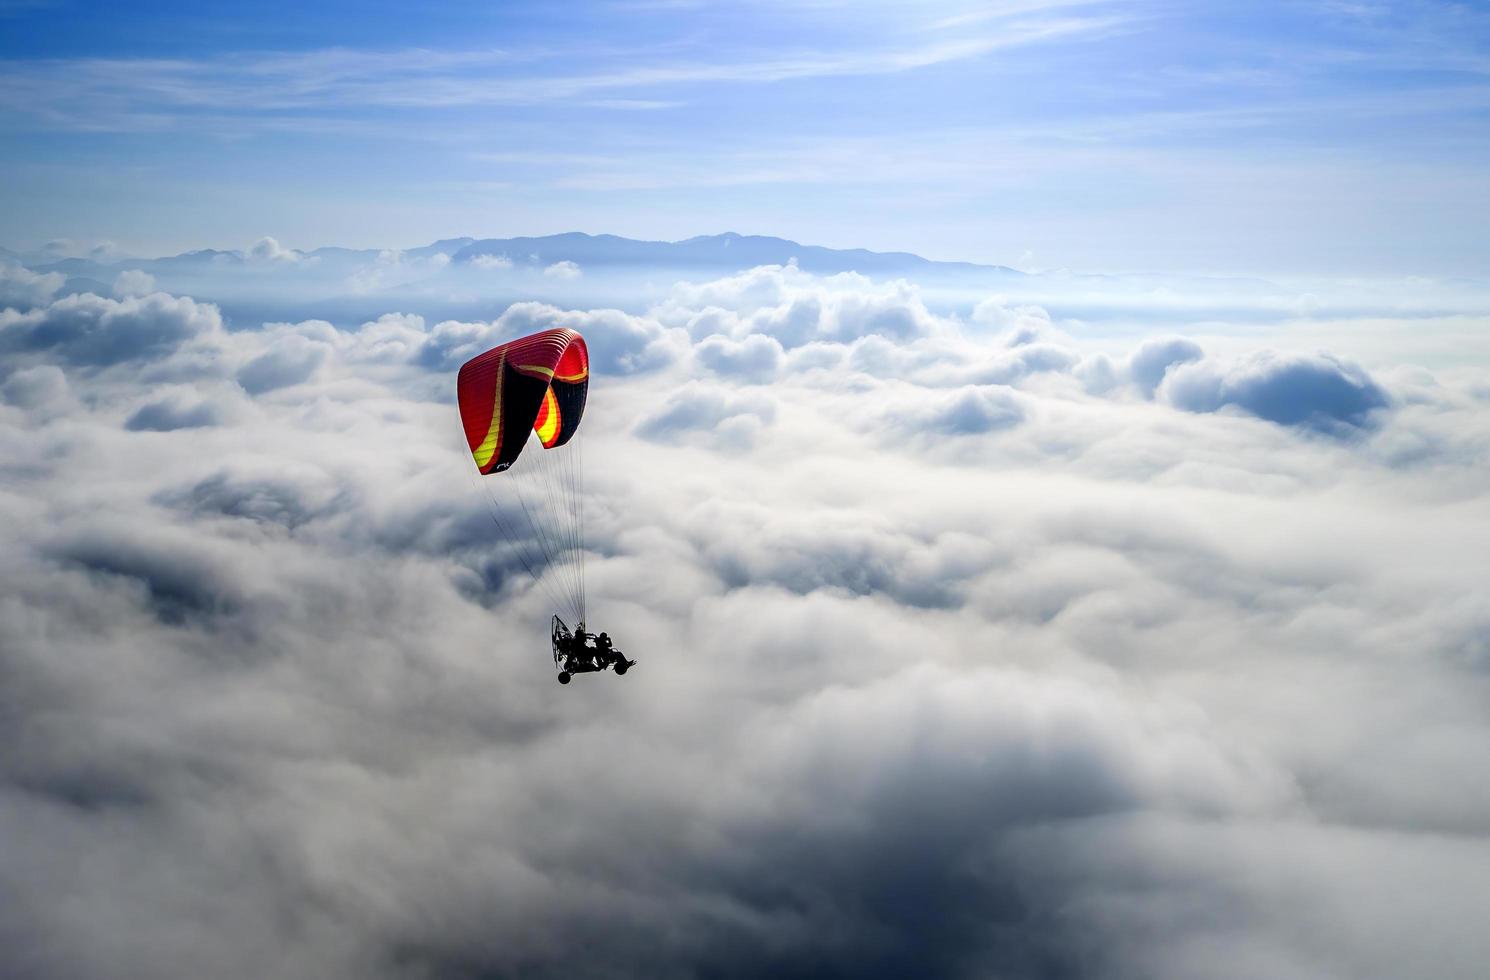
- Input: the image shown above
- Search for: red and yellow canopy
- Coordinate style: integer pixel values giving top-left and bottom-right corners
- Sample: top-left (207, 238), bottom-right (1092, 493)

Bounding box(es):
top-left (456, 328), bottom-right (589, 474)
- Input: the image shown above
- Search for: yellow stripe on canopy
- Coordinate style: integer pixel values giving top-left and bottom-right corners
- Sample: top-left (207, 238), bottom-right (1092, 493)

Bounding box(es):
top-left (535, 386), bottom-right (560, 446)
top-left (472, 353), bottom-right (505, 469)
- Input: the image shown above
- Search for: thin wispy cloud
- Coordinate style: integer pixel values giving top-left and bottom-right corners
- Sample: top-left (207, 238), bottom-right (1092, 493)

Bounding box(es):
top-left (2, 1), bottom-right (1486, 272)
top-left (0, 15), bottom-right (1121, 128)
top-left (924, 0), bottom-right (1126, 32)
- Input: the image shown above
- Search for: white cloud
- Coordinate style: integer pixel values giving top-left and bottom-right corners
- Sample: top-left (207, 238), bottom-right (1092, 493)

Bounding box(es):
top-left (112, 269), bottom-right (156, 298)
top-left (881, 383), bottom-right (1026, 437)
top-left (470, 253), bottom-right (513, 270)
top-left (1129, 335), bottom-right (1204, 395)
top-left (345, 251), bottom-right (450, 293)
top-left (0, 289), bottom-right (223, 365)
top-left (694, 332), bottom-right (784, 383)
top-left (659, 263), bottom-right (944, 347)
top-left (246, 236), bottom-right (303, 263)
top-left (236, 333), bottom-right (331, 394)
top-left (87, 241), bottom-right (125, 262)
top-left (1162, 349), bottom-right (1391, 434)
top-left (634, 383), bottom-right (776, 449)
top-left (542, 259), bottom-right (581, 279)
top-left (0, 259), bottom-right (63, 308)
top-left (346, 312), bottom-right (429, 365)
top-left (1, 363), bottom-right (75, 419)
top-left (421, 302), bottom-right (685, 375)
top-left (124, 389), bottom-right (228, 431)
top-left (1, 267), bottom-right (1488, 980)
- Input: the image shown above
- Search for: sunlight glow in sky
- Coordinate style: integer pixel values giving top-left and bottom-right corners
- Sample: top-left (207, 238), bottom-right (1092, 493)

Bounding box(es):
top-left (3, 0), bottom-right (1488, 273)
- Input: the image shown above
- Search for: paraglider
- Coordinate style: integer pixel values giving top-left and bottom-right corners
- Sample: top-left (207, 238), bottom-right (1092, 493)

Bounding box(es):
top-left (551, 615), bottom-right (635, 684)
top-left (455, 327), bottom-right (635, 684)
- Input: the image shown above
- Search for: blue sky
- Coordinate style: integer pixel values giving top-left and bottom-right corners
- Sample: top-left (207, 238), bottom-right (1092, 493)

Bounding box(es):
top-left (3, 0), bottom-right (1487, 274)
top-left (6, 8), bottom-right (1490, 978)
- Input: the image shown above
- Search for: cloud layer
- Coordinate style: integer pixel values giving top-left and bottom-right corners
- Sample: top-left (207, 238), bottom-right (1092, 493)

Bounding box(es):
top-left (2, 263), bottom-right (1488, 979)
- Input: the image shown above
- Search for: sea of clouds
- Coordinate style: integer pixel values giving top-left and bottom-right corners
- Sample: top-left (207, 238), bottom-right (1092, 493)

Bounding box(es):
top-left (2, 254), bottom-right (1489, 979)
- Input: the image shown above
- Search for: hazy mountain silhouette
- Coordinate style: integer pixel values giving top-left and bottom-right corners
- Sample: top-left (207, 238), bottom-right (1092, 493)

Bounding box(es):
top-left (19, 232), bottom-right (1016, 279)
top-left (450, 231), bottom-right (1010, 275)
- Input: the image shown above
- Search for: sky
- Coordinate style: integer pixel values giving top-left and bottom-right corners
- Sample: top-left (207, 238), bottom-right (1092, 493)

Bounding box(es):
top-left (3, 3), bottom-right (1490, 979)
top-left (3, 0), bottom-right (1489, 274)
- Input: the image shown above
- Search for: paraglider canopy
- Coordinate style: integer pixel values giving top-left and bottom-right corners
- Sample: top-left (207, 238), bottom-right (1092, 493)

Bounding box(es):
top-left (457, 327), bottom-right (591, 624)
top-left (457, 327), bottom-right (589, 474)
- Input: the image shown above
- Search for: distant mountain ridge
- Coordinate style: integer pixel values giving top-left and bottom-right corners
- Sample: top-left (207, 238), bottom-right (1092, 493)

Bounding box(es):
top-left (17, 232), bottom-right (1017, 278)
top-left (450, 232), bottom-right (1008, 275)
